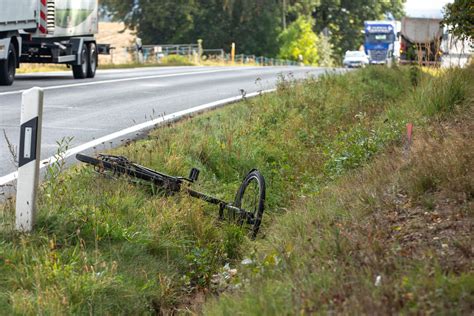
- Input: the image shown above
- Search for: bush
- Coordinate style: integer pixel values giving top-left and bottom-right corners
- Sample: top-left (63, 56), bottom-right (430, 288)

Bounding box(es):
top-left (279, 17), bottom-right (320, 65)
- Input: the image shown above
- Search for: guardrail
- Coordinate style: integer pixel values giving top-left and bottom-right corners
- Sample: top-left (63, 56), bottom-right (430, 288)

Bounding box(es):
top-left (234, 54), bottom-right (300, 66)
top-left (142, 44), bottom-right (199, 56)
top-left (119, 43), bottom-right (301, 66)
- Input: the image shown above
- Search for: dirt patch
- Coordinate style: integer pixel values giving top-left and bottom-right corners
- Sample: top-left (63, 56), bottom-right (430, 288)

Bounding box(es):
top-left (360, 117), bottom-right (473, 274)
top-left (380, 192), bottom-right (472, 273)
top-left (96, 22), bottom-right (136, 64)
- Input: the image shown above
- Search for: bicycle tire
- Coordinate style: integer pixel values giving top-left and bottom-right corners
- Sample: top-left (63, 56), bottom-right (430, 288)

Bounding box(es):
top-left (234, 169), bottom-right (266, 239)
top-left (76, 154), bottom-right (181, 191)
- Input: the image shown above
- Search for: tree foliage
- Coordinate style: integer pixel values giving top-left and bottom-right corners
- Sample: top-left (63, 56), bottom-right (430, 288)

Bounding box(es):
top-left (442, 0), bottom-right (474, 42)
top-left (101, 0), bottom-right (282, 56)
top-left (279, 17), bottom-right (319, 65)
top-left (287, 0), bottom-right (321, 18)
top-left (316, 33), bottom-right (334, 67)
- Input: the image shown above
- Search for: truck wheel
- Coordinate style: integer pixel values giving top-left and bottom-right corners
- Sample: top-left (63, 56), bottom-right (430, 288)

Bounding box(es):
top-left (87, 43), bottom-right (98, 78)
top-left (72, 44), bottom-right (89, 79)
top-left (0, 43), bottom-right (17, 86)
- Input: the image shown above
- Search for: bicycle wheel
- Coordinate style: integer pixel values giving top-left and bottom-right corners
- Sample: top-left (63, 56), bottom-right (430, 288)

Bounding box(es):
top-left (234, 169), bottom-right (266, 239)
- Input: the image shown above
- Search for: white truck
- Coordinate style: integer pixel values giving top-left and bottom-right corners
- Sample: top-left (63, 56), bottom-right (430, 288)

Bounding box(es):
top-left (0, 0), bottom-right (100, 85)
top-left (400, 17), bottom-right (443, 65)
top-left (400, 17), bottom-right (472, 67)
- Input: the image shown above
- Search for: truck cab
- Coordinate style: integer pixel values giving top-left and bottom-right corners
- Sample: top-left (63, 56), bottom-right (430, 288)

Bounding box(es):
top-left (364, 21), bottom-right (401, 65)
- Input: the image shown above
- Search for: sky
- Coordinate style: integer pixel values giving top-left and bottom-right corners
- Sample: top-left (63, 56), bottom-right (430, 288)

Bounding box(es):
top-left (404, 0), bottom-right (454, 18)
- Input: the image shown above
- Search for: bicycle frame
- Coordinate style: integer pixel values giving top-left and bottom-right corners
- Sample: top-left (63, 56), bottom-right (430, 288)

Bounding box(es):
top-left (185, 188), bottom-right (255, 223)
top-left (77, 154), bottom-right (257, 225)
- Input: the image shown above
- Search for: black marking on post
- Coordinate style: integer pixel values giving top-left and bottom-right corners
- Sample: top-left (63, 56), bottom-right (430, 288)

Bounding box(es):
top-left (19, 117), bottom-right (39, 168)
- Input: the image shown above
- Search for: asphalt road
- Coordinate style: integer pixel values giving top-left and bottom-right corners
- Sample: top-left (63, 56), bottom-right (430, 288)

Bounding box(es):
top-left (0, 66), bottom-right (328, 182)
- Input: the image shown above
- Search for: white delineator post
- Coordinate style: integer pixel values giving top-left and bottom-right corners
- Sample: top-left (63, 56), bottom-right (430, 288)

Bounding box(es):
top-left (15, 87), bottom-right (44, 232)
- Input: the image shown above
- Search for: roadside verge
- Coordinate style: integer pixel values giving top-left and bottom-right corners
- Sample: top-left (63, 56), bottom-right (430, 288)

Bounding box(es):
top-left (0, 65), bottom-right (472, 314)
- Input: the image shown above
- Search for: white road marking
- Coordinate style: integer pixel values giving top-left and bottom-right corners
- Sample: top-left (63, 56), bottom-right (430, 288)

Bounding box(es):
top-left (0, 89), bottom-right (275, 186)
top-left (0, 68), bottom-right (249, 97)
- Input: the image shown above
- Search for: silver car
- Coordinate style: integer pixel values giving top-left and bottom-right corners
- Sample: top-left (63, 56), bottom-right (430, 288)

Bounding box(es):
top-left (343, 51), bottom-right (370, 68)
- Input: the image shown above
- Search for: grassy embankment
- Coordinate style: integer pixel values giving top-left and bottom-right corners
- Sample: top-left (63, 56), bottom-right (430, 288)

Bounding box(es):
top-left (0, 65), bottom-right (472, 314)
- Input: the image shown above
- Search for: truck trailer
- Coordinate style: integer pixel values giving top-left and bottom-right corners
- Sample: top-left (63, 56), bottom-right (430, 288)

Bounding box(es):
top-left (0, 0), bottom-right (100, 85)
top-left (399, 17), bottom-right (444, 65)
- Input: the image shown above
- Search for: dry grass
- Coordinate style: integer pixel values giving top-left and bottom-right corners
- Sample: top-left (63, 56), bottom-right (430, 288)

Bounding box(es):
top-left (17, 64), bottom-right (68, 74)
top-left (205, 119), bottom-right (473, 315)
top-left (204, 66), bottom-right (474, 315)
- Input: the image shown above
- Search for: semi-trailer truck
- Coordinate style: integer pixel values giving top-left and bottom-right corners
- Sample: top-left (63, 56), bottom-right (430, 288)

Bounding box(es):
top-left (364, 21), bottom-right (401, 65)
top-left (0, 0), bottom-right (100, 85)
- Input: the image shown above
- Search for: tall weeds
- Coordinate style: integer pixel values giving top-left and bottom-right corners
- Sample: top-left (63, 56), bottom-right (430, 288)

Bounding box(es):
top-left (204, 66), bottom-right (473, 314)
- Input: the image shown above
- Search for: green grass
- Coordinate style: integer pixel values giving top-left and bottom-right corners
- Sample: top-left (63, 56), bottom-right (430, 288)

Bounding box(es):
top-left (0, 65), bottom-right (472, 314)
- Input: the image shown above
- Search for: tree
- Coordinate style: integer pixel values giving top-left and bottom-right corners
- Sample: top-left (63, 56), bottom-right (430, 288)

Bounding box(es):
top-left (442, 0), bottom-right (474, 42)
top-left (316, 32), bottom-right (333, 67)
top-left (219, 0), bottom-right (282, 56)
top-left (101, 0), bottom-right (282, 56)
top-left (101, 0), bottom-right (198, 44)
top-left (287, 0), bottom-right (321, 19)
top-left (279, 17), bottom-right (319, 65)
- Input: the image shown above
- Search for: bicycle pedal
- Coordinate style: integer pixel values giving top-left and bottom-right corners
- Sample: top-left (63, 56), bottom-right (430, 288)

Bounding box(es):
top-left (189, 168), bottom-right (200, 182)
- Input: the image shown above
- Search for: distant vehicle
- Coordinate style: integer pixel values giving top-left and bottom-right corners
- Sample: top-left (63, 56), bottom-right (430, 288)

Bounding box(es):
top-left (0, 0), bottom-right (106, 85)
top-left (364, 21), bottom-right (401, 65)
top-left (400, 17), bottom-right (443, 65)
top-left (343, 51), bottom-right (369, 68)
top-left (399, 17), bottom-right (473, 67)
top-left (440, 32), bottom-right (472, 68)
